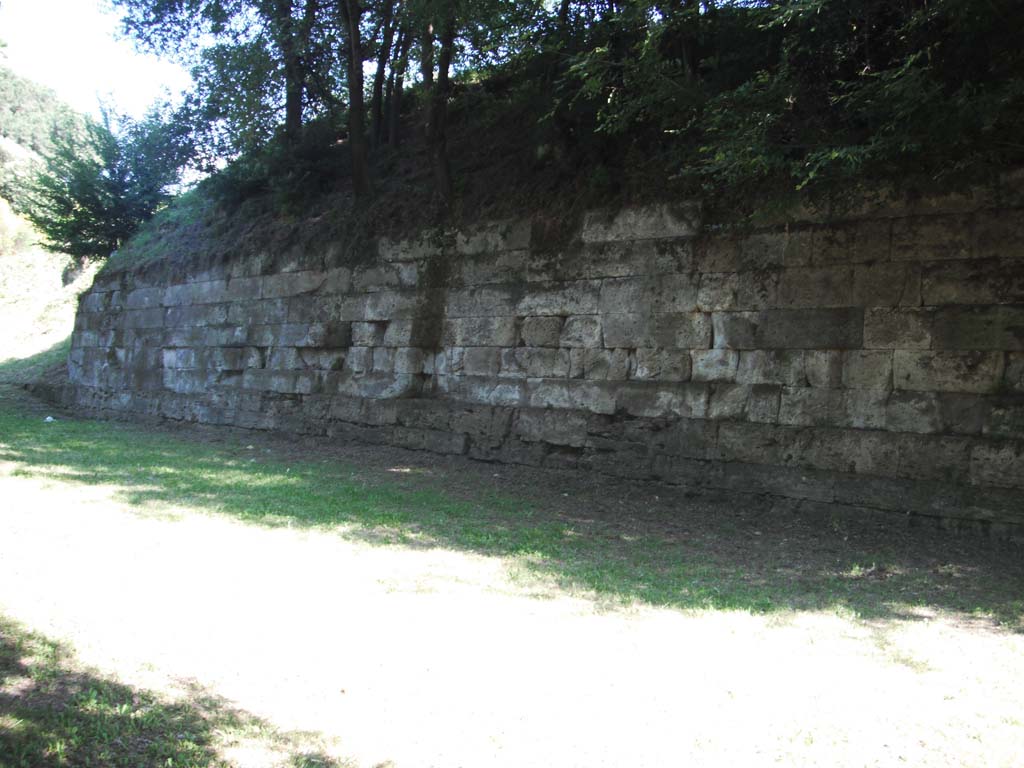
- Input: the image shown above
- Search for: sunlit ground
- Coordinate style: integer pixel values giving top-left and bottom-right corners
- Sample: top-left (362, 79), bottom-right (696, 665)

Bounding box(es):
top-left (1, 384), bottom-right (1022, 767)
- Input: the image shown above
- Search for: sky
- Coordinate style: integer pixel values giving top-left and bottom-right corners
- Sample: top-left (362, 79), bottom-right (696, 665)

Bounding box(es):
top-left (0, 0), bottom-right (192, 119)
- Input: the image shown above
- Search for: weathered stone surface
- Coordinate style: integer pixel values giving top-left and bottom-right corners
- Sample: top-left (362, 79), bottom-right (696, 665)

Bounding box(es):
top-left (559, 316), bottom-right (601, 348)
top-left (713, 309), bottom-right (863, 349)
top-left (891, 214), bottom-right (972, 261)
top-left (842, 351), bottom-right (893, 390)
top-left (582, 203), bottom-right (701, 243)
top-left (64, 200), bottom-right (1024, 532)
top-left (931, 306), bottom-right (1024, 350)
top-left (863, 308), bottom-right (933, 350)
top-left (894, 351), bottom-right (1005, 394)
top-left (520, 315), bottom-right (564, 347)
top-left (691, 349), bottom-right (739, 382)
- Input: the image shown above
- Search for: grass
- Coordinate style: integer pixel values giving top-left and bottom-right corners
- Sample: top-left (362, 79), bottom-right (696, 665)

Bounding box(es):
top-left (0, 347), bottom-right (1021, 628)
top-left (0, 616), bottom-right (346, 768)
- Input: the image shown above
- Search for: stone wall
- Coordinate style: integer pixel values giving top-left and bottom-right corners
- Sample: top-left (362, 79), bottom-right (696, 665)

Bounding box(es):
top-left (63, 195), bottom-right (1024, 530)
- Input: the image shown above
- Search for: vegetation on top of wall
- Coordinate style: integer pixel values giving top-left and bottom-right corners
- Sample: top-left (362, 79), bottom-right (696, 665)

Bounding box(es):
top-left (38, 1), bottom-right (1024, 272)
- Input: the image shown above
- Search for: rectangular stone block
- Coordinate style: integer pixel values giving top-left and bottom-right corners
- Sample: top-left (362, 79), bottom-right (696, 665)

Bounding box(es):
top-left (125, 287), bottom-right (164, 310)
top-left (631, 349), bottom-right (691, 381)
top-left (364, 290), bottom-right (420, 320)
top-left (939, 393), bottom-right (989, 435)
top-left (691, 349), bottom-right (739, 382)
top-left (650, 418), bottom-right (719, 460)
top-left (602, 314), bottom-right (653, 348)
top-left (736, 350), bottom-right (805, 386)
top-left (653, 312), bottom-right (713, 350)
top-left (842, 350), bottom-right (893, 390)
top-left (352, 321), bottom-right (387, 346)
top-left (897, 434), bottom-right (973, 483)
top-left (442, 316), bottom-right (517, 346)
top-left (811, 220), bottom-right (891, 264)
top-left (717, 422), bottom-right (793, 465)
top-left (805, 350), bottom-right (843, 387)
top-left (446, 285), bottom-right (516, 317)
top-left (559, 316), bottom-right (601, 348)
top-left (891, 214), bottom-right (972, 261)
top-left (974, 209), bottom-right (1024, 260)
top-left (262, 270), bottom-right (325, 298)
top-left (1007, 353), bottom-right (1024, 392)
top-left (706, 382), bottom-right (750, 420)
top-left (372, 347), bottom-right (396, 373)
top-left (778, 266), bottom-right (853, 308)
top-left (863, 308), bottom-right (933, 350)
top-left (579, 349), bottom-right (630, 381)
top-left (713, 309), bottom-right (863, 349)
top-left (831, 389), bottom-right (888, 430)
top-left (852, 263), bottom-right (922, 307)
top-left (520, 315), bottom-right (564, 347)
top-left (931, 306), bottom-right (1024, 350)
top-left (466, 347), bottom-right (502, 376)
top-left (778, 387), bottom-right (835, 427)
top-left (747, 384), bottom-right (782, 423)
top-left (455, 218), bottom-right (532, 255)
top-left (394, 347), bottom-right (424, 374)
top-left (984, 399), bottom-right (1024, 440)
top-left (697, 231), bottom-right (789, 272)
top-left (894, 351), bottom-right (1005, 393)
top-left (526, 379), bottom-right (615, 414)
top-left (922, 259), bottom-right (1024, 305)
top-left (885, 391), bottom-right (941, 434)
top-left (228, 299), bottom-right (289, 326)
top-left (514, 408), bottom-right (589, 447)
top-left (794, 428), bottom-right (900, 477)
top-left (123, 308), bottom-right (164, 329)
top-left (516, 280), bottom-right (600, 316)
top-left (165, 304), bottom-right (229, 328)
top-left (616, 382), bottom-right (707, 419)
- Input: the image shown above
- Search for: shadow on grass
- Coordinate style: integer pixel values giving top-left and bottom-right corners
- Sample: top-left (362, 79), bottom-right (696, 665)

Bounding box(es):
top-left (0, 615), bottom-right (347, 768)
top-left (1, 382), bottom-right (1022, 629)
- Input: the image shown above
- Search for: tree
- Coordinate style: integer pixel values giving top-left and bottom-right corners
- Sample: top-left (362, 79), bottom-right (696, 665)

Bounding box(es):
top-left (24, 109), bottom-right (192, 260)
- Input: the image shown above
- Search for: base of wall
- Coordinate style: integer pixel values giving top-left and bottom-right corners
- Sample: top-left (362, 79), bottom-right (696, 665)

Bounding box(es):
top-left (39, 381), bottom-right (1023, 539)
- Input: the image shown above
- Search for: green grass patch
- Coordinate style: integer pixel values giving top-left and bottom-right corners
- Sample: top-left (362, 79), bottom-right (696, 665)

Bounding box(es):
top-left (0, 337), bottom-right (70, 386)
top-left (1, 382), bottom-right (1022, 626)
top-left (0, 615), bottom-right (345, 768)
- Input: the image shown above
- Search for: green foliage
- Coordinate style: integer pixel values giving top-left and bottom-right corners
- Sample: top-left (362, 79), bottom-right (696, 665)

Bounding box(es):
top-left (24, 110), bottom-right (193, 260)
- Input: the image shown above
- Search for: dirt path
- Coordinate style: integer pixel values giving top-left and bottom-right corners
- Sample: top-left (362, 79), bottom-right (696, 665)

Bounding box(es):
top-left (1, 401), bottom-right (1023, 767)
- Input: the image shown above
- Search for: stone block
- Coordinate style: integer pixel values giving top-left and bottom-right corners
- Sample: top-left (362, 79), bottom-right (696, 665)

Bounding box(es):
top-left (707, 382), bottom-right (750, 420)
top-left (262, 270), bottom-right (325, 299)
top-left (891, 214), bottom-right (972, 261)
top-left (446, 285), bottom-right (516, 317)
top-left (713, 309), bottom-right (863, 349)
top-left (831, 389), bottom-right (888, 430)
top-left (632, 349), bottom-right (691, 381)
top-left (123, 308), bottom-right (164, 329)
top-left (922, 259), bottom-right (1024, 305)
top-left (897, 435), bottom-right (973, 483)
top-left (321, 267), bottom-right (352, 294)
top-left (885, 391), bottom-right (941, 433)
top-left (747, 384), bottom-right (782, 423)
top-left (736, 350), bottom-right (805, 386)
top-left (364, 290), bottom-right (420, 320)
top-left (528, 379), bottom-right (616, 414)
top-left (442, 316), bottom-right (517, 346)
top-left (842, 350), bottom-right (893, 390)
top-left (582, 203), bottom-right (701, 243)
top-left (125, 287), bottom-right (164, 310)
top-left (796, 428), bottom-right (900, 477)
top-left (652, 313), bottom-right (712, 350)
top-left (975, 208), bottom-right (1024, 260)
top-left (697, 231), bottom-right (789, 272)
top-left (863, 308), bottom-right (933, 350)
top-left (616, 382), bottom-right (707, 419)
top-left (717, 422), bottom-right (792, 465)
top-left (931, 306), bottom-right (1024, 350)
top-left (466, 347), bottom-right (502, 376)
top-left (165, 304), bottom-right (229, 328)
top-left (228, 299), bottom-right (289, 326)
top-left (805, 351), bottom-right (843, 387)
top-left (938, 393), bottom-right (988, 435)
top-left (560, 316), bottom-right (602, 348)
top-left (345, 346), bottom-right (373, 373)
top-left (691, 349), bottom-right (739, 382)
top-left (352, 321), bottom-right (387, 346)
top-left (778, 266), bottom-right (853, 308)
top-left (894, 351), bottom-right (1004, 393)
top-left (377, 232), bottom-right (444, 262)
top-left (372, 347), bottom-right (396, 373)
top-left (650, 418), bottom-right (719, 460)
top-left (602, 314), bottom-right (654, 348)
top-left (352, 265), bottom-right (402, 293)
top-left (267, 347), bottom-right (301, 370)
top-left (516, 280), bottom-right (600, 316)
top-left (514, 408), bottom-right (589, 447)
top-left (779, 387), bottom-right (834, 427)
top-left (394, 347), bottom-right (425, 374)
top-left (811, 220), bottom-right (891, 264)
top-left (520, 315), bottom-right (564, 347)
top-left (382, 320), bottom-right (417, 346)
top-left (580, 349), bottom-right (630, 381)
top-left (518, 347), bottom-right (572, 378)
top-left (853, 263), bottom-right (922, 307)
top-left (984, 398), bottom-right (1024, 439)
top-left (1006, 353), bottom-right (1024, 392)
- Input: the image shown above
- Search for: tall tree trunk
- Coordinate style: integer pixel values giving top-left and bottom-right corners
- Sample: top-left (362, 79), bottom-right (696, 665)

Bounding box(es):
top-left (369, 0), bottom-right (397, 148)
top-left (275, 0), bottom-right (303, 144)
top-left (340, 0), bottom-right (372, 200)
top-left (386, 25), bottom-right (411, 147)
top-left (427, 14), bottom-right (455, 208)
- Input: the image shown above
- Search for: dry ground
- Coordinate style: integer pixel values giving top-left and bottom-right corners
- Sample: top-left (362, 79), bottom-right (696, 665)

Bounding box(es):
top-left (1, 384), bottom-right (1023, 768)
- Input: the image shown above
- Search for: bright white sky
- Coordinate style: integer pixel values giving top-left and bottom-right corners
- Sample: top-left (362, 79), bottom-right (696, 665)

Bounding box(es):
top-left (0, 0), bottom-right (191, 119)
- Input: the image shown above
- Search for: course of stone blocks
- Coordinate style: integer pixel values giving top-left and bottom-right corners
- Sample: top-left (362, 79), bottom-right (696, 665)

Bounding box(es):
top-left (64, 195), bottom-right (1024, 530)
